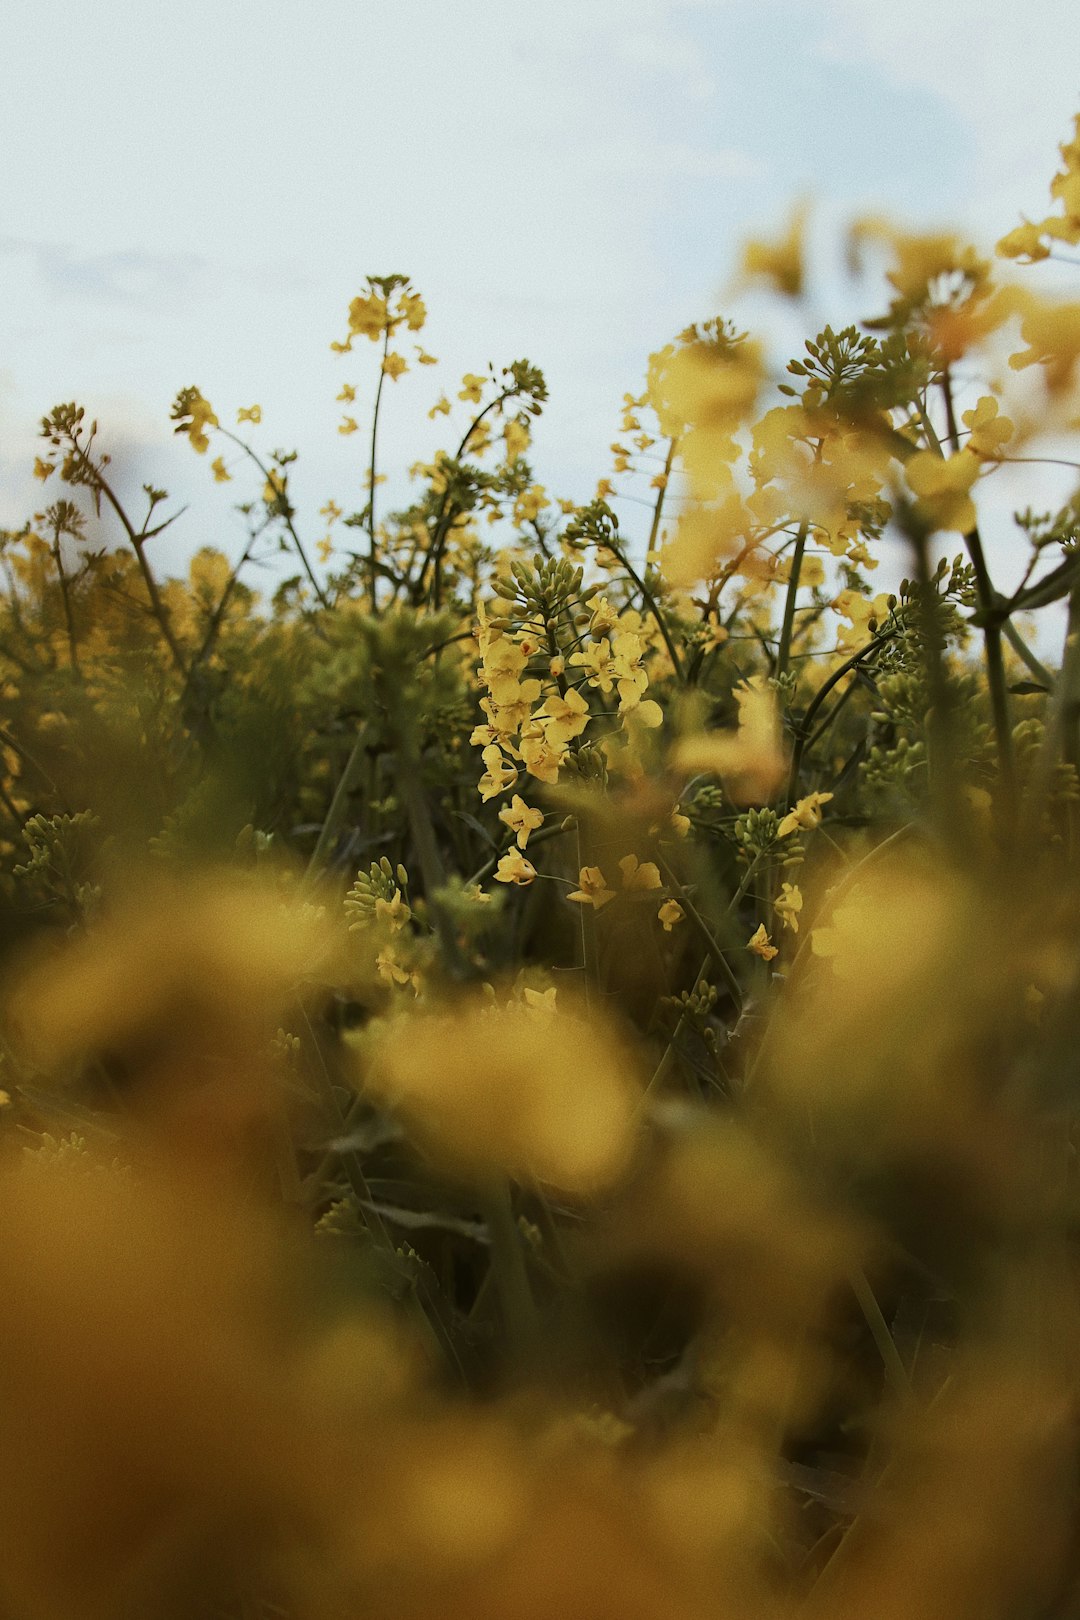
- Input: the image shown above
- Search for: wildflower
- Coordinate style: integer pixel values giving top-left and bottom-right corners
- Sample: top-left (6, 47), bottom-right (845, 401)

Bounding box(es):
top-left (415, 347), bottom-right (438, 365)
top-left (320, 500), bottom-right (343, 524)
top-left (518, 727), bottom-right (567, 786)
top-left (338, 416), bottom-right (359, 435)
top-left (738, 201), bottom-right (808, 298)
top-left (774, 882), bottom-right (803, 933)
top-left (382, 352), bottom-right (408, 380)
top-left (961, 396), bottom-right (1014, 460)
top-left (906, 449), bottom-right (981, 535)
top-left (494, 849), bottom-right (537, 886)
top-left (569, 638), bottom-right (616, 694)
top-left (459, 373), bottom-right (486, 404)
top-left (478, 745), bottom-right (517, 802)
top-left (777, 792), bottom-right (833, 839)
top-left (374, 891), bottom-right (411, 932)
top-left (657, 900), bottom-right (684, 932)
top-left (619, 854), bottom-right (663, 892)
top-left (348, 293), bottom-right (389, 341)
top-left (523, 986), bottom-right (557, 1014)
top-left (32, 458), bottom-right (54, 481)
top-left (498, 795), bottom-right (544, 849)
top-left (236, 404), bottom-right (262, 424)
top-left (316, 538), bottom-right (333, 563)
top-left (210, 456), bottom-right (231, 483)
top-left (568, 866), bottom-right (616, 910)
top-left (503, 419), bottom-right (530, 461)
top-left (180, 389), bottom-right (219, 453)
top-left (538, 686), bottom-right (590, 747)
top-left (674, 676), bottom-right (786, 805)
top-left (428, 394), bottom-right (452, 418)
top-left (375, 949), bottom-right (418, 991)
top-left (748, 923), bottom-right (779, 961)
top-left (400, 292), bottom-right (426, 330)
top-left (670, 809), bottom-right (691, 838)
top-left (358, 994), bottom-right (640, 1191)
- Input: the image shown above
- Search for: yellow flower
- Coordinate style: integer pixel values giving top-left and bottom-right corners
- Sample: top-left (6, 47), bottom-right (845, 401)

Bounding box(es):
top-left (375, 891), bottom-right (411, 932)
top-left (357, 994), bottom-right (640, 1192)
top-left (478, 745), bottom-right (517, 802)
top-left (459, 373), bottom-right (486, 404)
top-left (1008, 299), bottom-right (1080, 392)
top-left (428, 394), bottom-right (452, 418)
top-left (670, 809), bottom-right (691, 839)
top-left (774, 882), bottom-right (803, 934)
top-left (567, 866), bottom-right (616, 910)
top-left (316, 538), bottom-right (333, 563)
top-left (382, 352), bottom-right (408, 380)
top-left (400, 292), bottom-right (427, 331)
top-left (514, 485), bottom-right (550, 524)
top-left (503, 419), bottom-right (531, 461)
top-left (336, 384), bottom-right (356, 403)
top-left (748, 923), bottom-right (779, 961)
top-left (997, 219), bottom-right (1050, 263)
top-left (263, 468), bottom-right (287, 506)
top-left (523, 986), bottom-right (558, 1014)
top-left (181, 390), bottom-right (219, 453)
top-left (498, 795), bottom-right (544, 849)
top-left (537, 686), bottom-right (590, 747)
top-left (32, 457), bottom-right (55, 481)
top-left (210, 456), bottom-right (231, 484)
top-left (777, 791), bottom-right (833, 839)
top-left (320, 500), bottom-right (343, 524)
top-left (674, 677), bottom-right (786, 805)
top-left (961, 396), bottom-right (1013, 460)
top-left (619, 854), bottom-right (662, 891)
top-left (494, 849), bottom-right (536, 886)
top-left (348, 293), bottom-right (388, 341)
top-left (738, 201), bottom-right (808, 299)
top-left (375, 948), bottom-right (416, 989)
top-left (236, 404), bottom-right (262, 425)
top-left (905, 448), bottom-right (981, 535)
top-left (338, 416), bottom-right (359, 435)
top-left (657, 900), bottom-right (684, 932)
top-left (518, 729), bottom-right (566, 785)
top-left (415, 347), bottom-right (438, 365)
top-left (569, 638), bottom-right (615, 694)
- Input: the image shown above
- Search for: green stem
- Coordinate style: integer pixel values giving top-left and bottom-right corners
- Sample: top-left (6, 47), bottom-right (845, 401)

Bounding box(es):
top-left (214, 426), bottom-right (330, 610)
top-left (775, 520), bottom-right (808, 683)
top-left (367, 325), bottom-right (391, 614)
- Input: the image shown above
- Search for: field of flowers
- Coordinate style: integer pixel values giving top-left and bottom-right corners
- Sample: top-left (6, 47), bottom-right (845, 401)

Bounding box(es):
top-left (1, 113), bottom-right (1080, 1620)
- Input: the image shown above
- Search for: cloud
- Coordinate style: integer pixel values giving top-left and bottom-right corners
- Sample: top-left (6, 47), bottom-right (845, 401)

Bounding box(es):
top-left (615, 27), bottom-right (718, 101)
top-left (0, 237), bottom-right (205, 308)
top-left (813, 1), bottom-right (1079, 206)
top-left (589, 138), bottom-right (764, 182)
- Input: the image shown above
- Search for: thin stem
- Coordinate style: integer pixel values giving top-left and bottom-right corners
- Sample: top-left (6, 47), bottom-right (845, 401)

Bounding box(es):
top-left (775, 520), bottom-right (808, 682)
top-left (367, 325), bottom-right (391, 614)
top-left (214, 426), bottom-right (330, 610)
top-left (49, 521), bottom-right (80, 676)
top-left (68, 437), bottom-right (190, 677)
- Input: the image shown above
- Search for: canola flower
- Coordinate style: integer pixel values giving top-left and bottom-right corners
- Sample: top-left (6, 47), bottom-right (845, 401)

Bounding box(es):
top-left (3, 110), bottom-right (1080, 1620)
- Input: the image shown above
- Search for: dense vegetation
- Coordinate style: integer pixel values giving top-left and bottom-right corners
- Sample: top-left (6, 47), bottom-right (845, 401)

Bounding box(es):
top-left (1, 114), bottom-right (1080, 1620)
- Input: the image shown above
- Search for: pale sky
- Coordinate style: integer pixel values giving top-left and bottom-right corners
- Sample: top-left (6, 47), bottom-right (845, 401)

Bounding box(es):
top-left (2, 0), bottom-right (1079, 593)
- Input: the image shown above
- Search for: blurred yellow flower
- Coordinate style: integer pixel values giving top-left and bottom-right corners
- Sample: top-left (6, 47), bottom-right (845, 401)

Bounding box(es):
top-left (657, 900), bottom-right (684, 931)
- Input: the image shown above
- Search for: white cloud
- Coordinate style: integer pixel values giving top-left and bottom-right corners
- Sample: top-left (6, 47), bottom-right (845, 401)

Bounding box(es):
top-left (615, 28), bottom-right (718, 101)
top-left (814, 0), bottom-right (1080, 227)
top-left (588, 138), bottom-right (764, 181)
